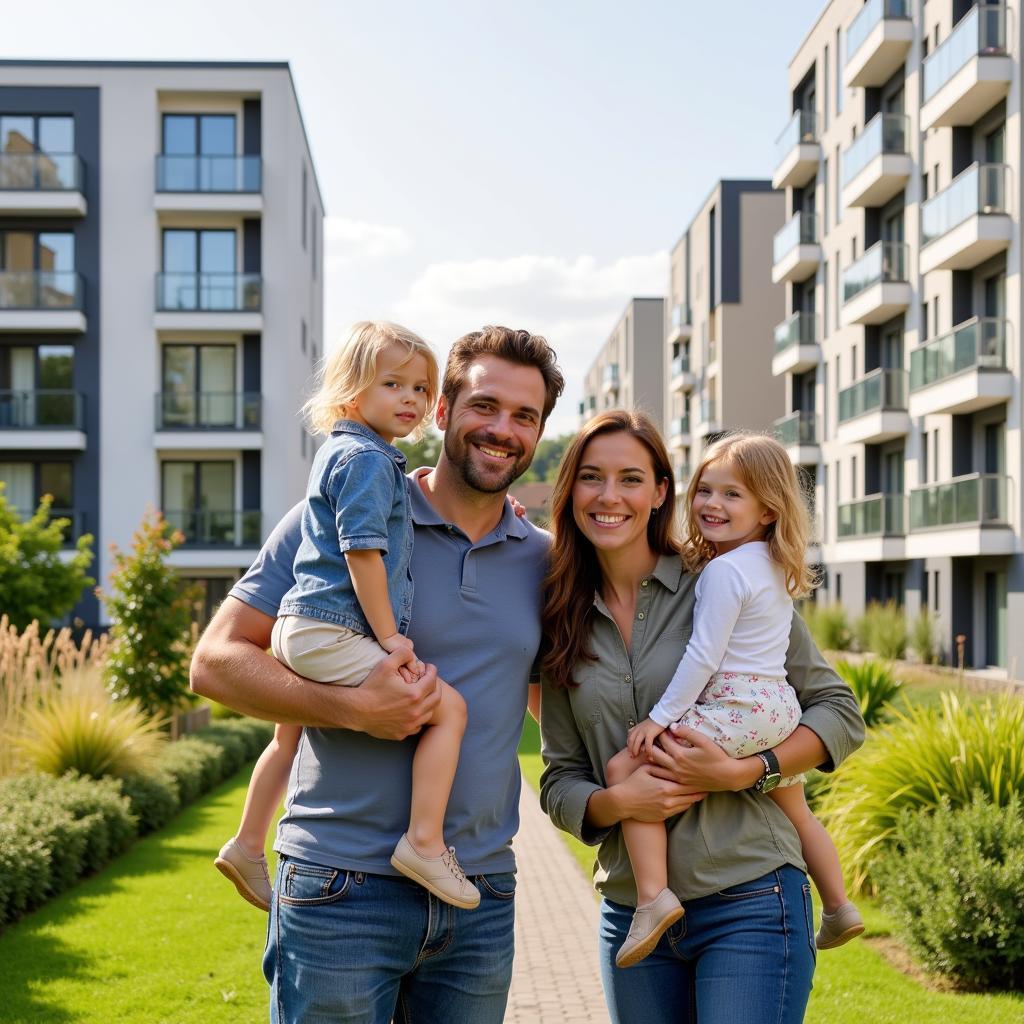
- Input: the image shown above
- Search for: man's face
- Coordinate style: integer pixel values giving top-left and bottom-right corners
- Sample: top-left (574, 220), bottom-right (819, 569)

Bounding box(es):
top-left (437, 355), bottom-right (547, 494)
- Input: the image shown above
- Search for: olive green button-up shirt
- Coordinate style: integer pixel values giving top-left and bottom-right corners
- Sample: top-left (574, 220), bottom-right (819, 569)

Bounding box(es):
top-left (538, 554), bottom-right (865, 906)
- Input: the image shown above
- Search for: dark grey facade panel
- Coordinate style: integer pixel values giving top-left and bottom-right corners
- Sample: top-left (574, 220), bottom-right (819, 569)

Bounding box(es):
top-left (243, 99), bottom-right (261, 157)
top-left (243, 334), bottom-right (261, 393)
top-left (243, 219), bottom-right (262, 274)
top-left (717, 179), bottom-right (775, 307)
top-left (242, 450), bottom-right (261, 513)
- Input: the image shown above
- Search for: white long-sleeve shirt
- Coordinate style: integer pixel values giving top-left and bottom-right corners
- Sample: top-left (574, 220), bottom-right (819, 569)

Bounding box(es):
top-left (648, 542), bottom-right (793, 728)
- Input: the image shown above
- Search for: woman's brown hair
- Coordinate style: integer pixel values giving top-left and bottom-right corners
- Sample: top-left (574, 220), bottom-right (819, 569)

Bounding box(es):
top-left (540, 410), bottom-right (681, 689)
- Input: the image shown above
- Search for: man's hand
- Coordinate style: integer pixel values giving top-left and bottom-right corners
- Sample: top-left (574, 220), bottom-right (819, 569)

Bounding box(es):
top-left (647, 724), bottom-right (757, 792)
top-left (352, 650), bottom-right (441, 740)
top-left (627, 717), bottom-right (665, 759)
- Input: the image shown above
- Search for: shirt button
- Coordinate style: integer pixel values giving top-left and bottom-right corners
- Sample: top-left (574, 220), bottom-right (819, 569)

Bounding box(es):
top-left (637, 612), bottom-right (645, 620)
top-left (624, 674), bottom-right (632, 683)
top-left (628, 719), bottom-right (636, 728)
top-left (641, 579), bottom-right (649, 588)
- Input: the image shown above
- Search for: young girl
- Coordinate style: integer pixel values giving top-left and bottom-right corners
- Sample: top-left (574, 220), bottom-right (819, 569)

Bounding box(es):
top-left (606, 431), bottom-right (862, 968)
top-left (215, 321), bottom-right (480, 912)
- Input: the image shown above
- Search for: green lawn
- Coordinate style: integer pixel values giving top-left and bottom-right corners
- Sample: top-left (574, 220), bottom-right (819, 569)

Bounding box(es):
top-left (518, 717), bottom-right (1023, 1024)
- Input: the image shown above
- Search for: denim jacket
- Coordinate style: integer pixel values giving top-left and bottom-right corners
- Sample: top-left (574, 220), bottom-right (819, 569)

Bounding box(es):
top-left (279, 420), bottom-right (413, 636)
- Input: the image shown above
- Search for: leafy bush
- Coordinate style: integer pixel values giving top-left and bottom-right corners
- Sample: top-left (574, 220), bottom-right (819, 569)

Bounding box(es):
top-left (118, 768), bottom-right (181, 835)
top-left (0, 819), bottom-right (49, 924)
top-left (16, 669), bottom-right (166, 780)
top-left (853, 600), bottom-right (908, 660)
top-left (818, 692), bottom-right (1024, 892)
top-left (800, 602), bottom-right (851, 652)
top-left (835, 659), bottom-right (902, 727)
top-left (876, 794), bottom-right (1024, 990)
top-left (910, 607), bottom-right (939, 665)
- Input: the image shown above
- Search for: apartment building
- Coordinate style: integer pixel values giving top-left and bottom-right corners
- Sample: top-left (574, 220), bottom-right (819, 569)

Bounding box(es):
top-left (580, 297), bottom-right (664, 426)
top-left (664, 180), bottom-right (786, 494)
top-left (0, 61), bottom-right (324, 627)
top-left (772, 0), bottom-right (1020, 671)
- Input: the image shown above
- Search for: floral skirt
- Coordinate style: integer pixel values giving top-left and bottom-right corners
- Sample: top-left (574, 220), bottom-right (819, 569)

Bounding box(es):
top-left (676, 672), bottom-right (805, 787)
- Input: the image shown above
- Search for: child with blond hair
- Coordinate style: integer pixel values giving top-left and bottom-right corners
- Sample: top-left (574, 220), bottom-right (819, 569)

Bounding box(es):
top-left (215, 321), bottom-right (480, 912)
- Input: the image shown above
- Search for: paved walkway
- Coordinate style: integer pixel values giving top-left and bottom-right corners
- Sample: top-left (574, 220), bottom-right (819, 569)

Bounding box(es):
top-left (506, 776), bottom-right (609, 1023)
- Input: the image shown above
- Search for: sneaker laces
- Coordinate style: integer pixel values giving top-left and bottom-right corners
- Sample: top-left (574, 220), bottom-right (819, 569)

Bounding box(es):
top-left (441, 846), bottom-right (467, 884)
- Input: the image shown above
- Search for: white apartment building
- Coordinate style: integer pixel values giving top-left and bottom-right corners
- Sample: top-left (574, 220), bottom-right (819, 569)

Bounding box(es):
top-left (665, 180), bottom-right (786, 494)
top-left (772, 0), bottom-right (1020, 671)
top-left (580, 297), bottom-right (664, 428)
top-left (0, 61), bottom-right (324, 626)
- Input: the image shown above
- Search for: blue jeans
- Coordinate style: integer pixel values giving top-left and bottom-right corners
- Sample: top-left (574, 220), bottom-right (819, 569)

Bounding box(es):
top-left (263, 855), bottom-right (515, 1023)
top-left (599, 866), bottom-right (816, 1024)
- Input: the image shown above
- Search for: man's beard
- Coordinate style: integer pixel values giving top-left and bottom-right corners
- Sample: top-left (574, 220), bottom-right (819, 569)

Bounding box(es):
top-left (445, 430), bottom-right (533, 494)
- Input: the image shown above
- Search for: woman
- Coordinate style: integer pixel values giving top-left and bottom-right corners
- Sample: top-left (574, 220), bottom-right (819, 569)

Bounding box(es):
top-left (538, 410), bottom-right (864, 1023)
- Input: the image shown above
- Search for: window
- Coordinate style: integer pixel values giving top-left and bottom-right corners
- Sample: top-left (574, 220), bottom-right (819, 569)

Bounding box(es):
top-left (0, 114), bottom-right (76, 189)
top-left (922, 430), bottom-right (929, 484)
top-left (311, 211), bottom-right (318, 279)
top-left (302, 167), bottom-right (308, 250)
top-left (836, 28), bottom-right (843, 115)
top-left (823, 45), bottom-right (830, 132)
top-left (834, 257), bottom-right (841, 332)
top-left (835, 573), bottom-right (842, 602)
top-left (921, 301), bottom-right (929, 340)
top-left (932, 297), bottom-right (940, 337)
top-left (0, 460), bottom-right (73, 518)
top-left (851, 455), bottom-right (858, 499)
top-left (301, 427), bottom-right (307, 459)
top-left (835, 146), bottom-right (842, 225)
top-left (822, 260), bottom-right (829, 338)
top-left (0, 345), bottom-right (74, 427)
top-left (161, 460), bottom-right (239, 545)
top-left (922, 571), bottom-right (929, 610)
top-left (0, 230), bottom-right (76, 308)
top-left (932, 571), bottom-right (939, 611)
top-left (160, 114), bottom-right (238, 190)
top-left (823, 157), bottom-right (830, 235)
top-left (160, 228), bottom-right (237, 310)
top-left (160, 345), bottom-right (238, 427)
top-left (922, 170), bottom-right (929, 200)
top-left (851, 344), bottom-right (857, 380)
top-left (301, 318), bottom-right (307, 354)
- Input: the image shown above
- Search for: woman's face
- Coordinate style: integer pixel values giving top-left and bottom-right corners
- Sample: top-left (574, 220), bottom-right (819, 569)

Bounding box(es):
top-left (571, 431), bottom-right (667, 561)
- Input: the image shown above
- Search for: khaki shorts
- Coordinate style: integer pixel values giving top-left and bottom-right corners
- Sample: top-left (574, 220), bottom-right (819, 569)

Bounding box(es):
top-left (271, 615), bottom-right (387, 687)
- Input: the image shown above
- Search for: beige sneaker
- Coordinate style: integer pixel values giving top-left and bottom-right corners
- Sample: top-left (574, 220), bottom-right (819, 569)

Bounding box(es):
top-left (390, 834), bottom-right (481, 910)
top-left (215, 837), bottom-right (272, 912)
top-left (816, 902), bottom-right (864, 949)
top-left (615, 888), bottom-right (685, 968)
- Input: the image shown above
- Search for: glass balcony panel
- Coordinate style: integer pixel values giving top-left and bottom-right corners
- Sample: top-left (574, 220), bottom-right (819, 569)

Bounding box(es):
top-left (155, 392), bottom-right (262, 429)
top-left (0, 390), bottom-right (82, 428)
top-left (0, 153), bottom-right (82, 191)
top-left (774, 311), bottom-right (818, 353)
top-left (165, 509), bottom-right (262, 547)
top-left (773, 211), bottom-right (818, 265)
top-left (909, 317), bottom-right (1008, 390)
top-left (847, 0), bottom-right (911, 65)
top-left (700, 398), bottom-right (717, 422)
top-left (156, 155), bottom-right (262, 193)
top-left (601, 364), bottom-right (619, 388)
top-left (670, 415), bottom-right (690, 437)
top-left (842, 113), bottom-right (909, 186)
top-left (774, 410), bottom-right (818, 446)
top-left (909, 474), bottom-right (1008, 529)
top-left (670, 353), bottom-right (690, 376)
top-left (0, 271), bottom-right (82, 310)
top-left (922, 5), bottom-right (1007, 103)
top-left (921, 163), bottom-right (1009, 245)
top-left (156, 273), bottom-right (262, 312)
top-left (671, 303), bottom-right (691, 329)
top-left (842, 241), bottom-right (908, 303)
top-left (838, 368), bottom-right (908, 423)
top-left (775, 110), bottom-right (820, 166)
top-left (837, 493), bottom-right (904, 538)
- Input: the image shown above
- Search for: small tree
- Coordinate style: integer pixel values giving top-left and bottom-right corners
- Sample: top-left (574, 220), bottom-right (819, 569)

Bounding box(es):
top-left (396, 430), bottom-right (443, 471)
top-left (100, 510), bottom-right (201, 716)
top-left (0, 485), bottom-right (93, 630)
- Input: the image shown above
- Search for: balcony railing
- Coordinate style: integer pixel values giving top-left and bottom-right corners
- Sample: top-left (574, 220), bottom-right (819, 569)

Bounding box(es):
top-left (0, 271), bottom-right (83, 311)
top-left (909, 473), bottom-right (1008, 530)
top-left (774, 410), bottom-right (818, 446)
top-left (0, 390), bottom-right (84, 429)
top-left (670, 414), bottom-right (691, 437)
top-left (156, 273), bottom-right (262, 312)
top-left (774, 311), bottom-right (818, 354)
top-left (910, 317), bottom-right (1008, 391)
top-left (671, 303), bottom-right (691, 330)
top-left (773, 211), bottom-right (817, 265)
top-left (775, 110), bottom-right (820, 166)
top-left (670, 353), bottom-right (690, 377)
top-left (838, 367), bottom-right (908, 423)
top-left (847, 0), bottom-right (912, 67)
top-left (0, 152), bottom-right (84, 191)
top-left (838, 493), bottom-right (905, 538)
top-left (922, 3), bottom-right (1007, 103)
top-left (163, 509), bottom-right (262, 548)
top-left (156, 155), bottom-right (262, 193)
top-left (842, 241), bottom-right (909, 303)
top-left (842, 113), bottom-right (909, 187)
top-left (700, 397), bottom-right (717, 423)
top-left (921, 163), bottom-right (1009, 247)
top-left (155, 392), bottom-right (262, 430)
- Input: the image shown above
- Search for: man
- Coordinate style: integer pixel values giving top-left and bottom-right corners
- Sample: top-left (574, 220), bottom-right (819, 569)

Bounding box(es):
top-left (191, 326), bottom-right (566, 1023)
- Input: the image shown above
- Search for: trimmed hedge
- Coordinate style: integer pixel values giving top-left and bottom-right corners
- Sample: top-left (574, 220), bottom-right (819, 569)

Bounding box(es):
top-left (0, 717), bottom-right (273, 927)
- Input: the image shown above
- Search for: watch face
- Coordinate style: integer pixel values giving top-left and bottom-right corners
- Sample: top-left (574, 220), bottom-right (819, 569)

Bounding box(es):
top-left (760, 773), bottom-right (782, 794)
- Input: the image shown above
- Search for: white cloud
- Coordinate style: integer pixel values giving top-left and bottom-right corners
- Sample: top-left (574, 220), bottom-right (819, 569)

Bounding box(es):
top-left (323, 216), bottom-right (414, 269)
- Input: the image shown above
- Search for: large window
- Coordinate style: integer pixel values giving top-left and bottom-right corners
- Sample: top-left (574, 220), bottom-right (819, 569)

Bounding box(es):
top-left (0, 460), bottom-right (75, 538)
top-left (0, 230), bottom-right (77, 308)
top-left (0, 345), bottom-right (76, 427)
top-left (161, 460), bottom-right (256, 546)
top-left (159, 229), bottom-right (238, 311)
top-left (0, 114), bottom-right (77, 190)
top-left (158, 113), bottom-right (257, 192)
top-left (160, 344), bottom-right (240, 427)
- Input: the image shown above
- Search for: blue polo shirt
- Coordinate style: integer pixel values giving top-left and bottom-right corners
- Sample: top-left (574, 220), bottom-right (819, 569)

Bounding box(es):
top-left (228, 467), bottom-right (550, 876)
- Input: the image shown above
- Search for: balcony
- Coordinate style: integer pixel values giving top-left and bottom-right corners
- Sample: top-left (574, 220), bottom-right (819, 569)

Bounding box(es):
top-left (0, 390), bottom-right (86, 450)
top-left (920, 4), bottom-right (1011, 130)
top-left (697, 397), bottom-right (718, 433)
top-left (668, 414), bottom-right (691, 448)
top-left (837, 367), bottom-right (910, 445)
top-left (836, 492), bottom-right (906, 561)
top-left (601, 363), bottom-right (620, 395)
top-left (164, 509), bottom-right (261, 549)
top-left (154, 155), bottom-right (263, 214)
top-left (153, 392), bottom-right (263, 450)
top-left (0, 271), bottom-right (86, 333)
top-left (772, 212), bottom-right (821, 284)
top-left (674, 463), bottom-right (692, 497)
top-left (774, 410), bottom-right (820, 466)
top-left (909, 317), bottom-right (1012, 417)
top-left (919, 163), bottom-right (1011, 274)
top-left (669, 353), bottom-right (695, 392)
top-left (666, 303), bottom-right (692, 344)
top-left (841, 113), bottom-right (911, 209)
top-left (773, 110), bottom-right (821, 191)
top-left (154, 272), bottom-right (262, 331)
top-left (906, 474), bottom-right (1014, 557)
top-left (772, 312), bottom-right (820, 376)
top-left (844, 0), bottom-right (913, 87)
top-left (0, 152), bottom-right (87, 216)
top-left (841, 241), bottom-right (911, 326)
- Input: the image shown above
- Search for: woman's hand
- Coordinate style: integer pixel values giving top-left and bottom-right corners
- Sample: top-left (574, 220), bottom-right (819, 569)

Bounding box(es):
top-left (611, 763), bottom-right (706, 823)
top-left (647, 725), bottom-right (761, 793)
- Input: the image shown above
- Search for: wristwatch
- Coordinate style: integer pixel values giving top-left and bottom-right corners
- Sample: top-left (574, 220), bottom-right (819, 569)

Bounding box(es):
top-left (750, 750), bottom-right (782, 794)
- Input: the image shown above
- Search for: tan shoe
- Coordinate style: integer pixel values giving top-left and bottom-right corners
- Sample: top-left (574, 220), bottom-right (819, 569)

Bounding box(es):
top-left (615, 888), bottom-right (684, 968)
top-left (390, 834), bottom-right (481, 910)
top-left (816, 901), bottom-right (864, 949)
top-left (215, 836), bottom-right (272, 912)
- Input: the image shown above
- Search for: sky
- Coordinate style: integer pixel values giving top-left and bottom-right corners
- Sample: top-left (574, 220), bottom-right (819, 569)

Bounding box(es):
top-left (5, 0), bottom-right (825, 434)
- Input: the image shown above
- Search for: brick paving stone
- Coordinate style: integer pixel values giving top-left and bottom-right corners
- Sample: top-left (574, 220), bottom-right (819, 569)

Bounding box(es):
top-left (505, 775), bottom-right (610, 1023)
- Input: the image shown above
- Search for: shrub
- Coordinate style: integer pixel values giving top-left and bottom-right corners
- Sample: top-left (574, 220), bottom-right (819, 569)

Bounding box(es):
top-left (118, 768), bottom-right (181, 834)
top-left (853, 600), bottom-right (908, 660)
top-left (0, 820), bottom-right (49, 924)
top-left (16, 668), bottom-right (167, 780)
top-left (834, 659), bottom-right (902, 727)
top-left (910, 607), bottom-right (939, 665)
top-left (159, 738), bottom-right (224, 804)
top-left (800, 602), bottom-right (851, 652)
top-left (818, 692), bottom-right (1024, 892)
top-left (876, 794), bottom-right (1024, 990)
